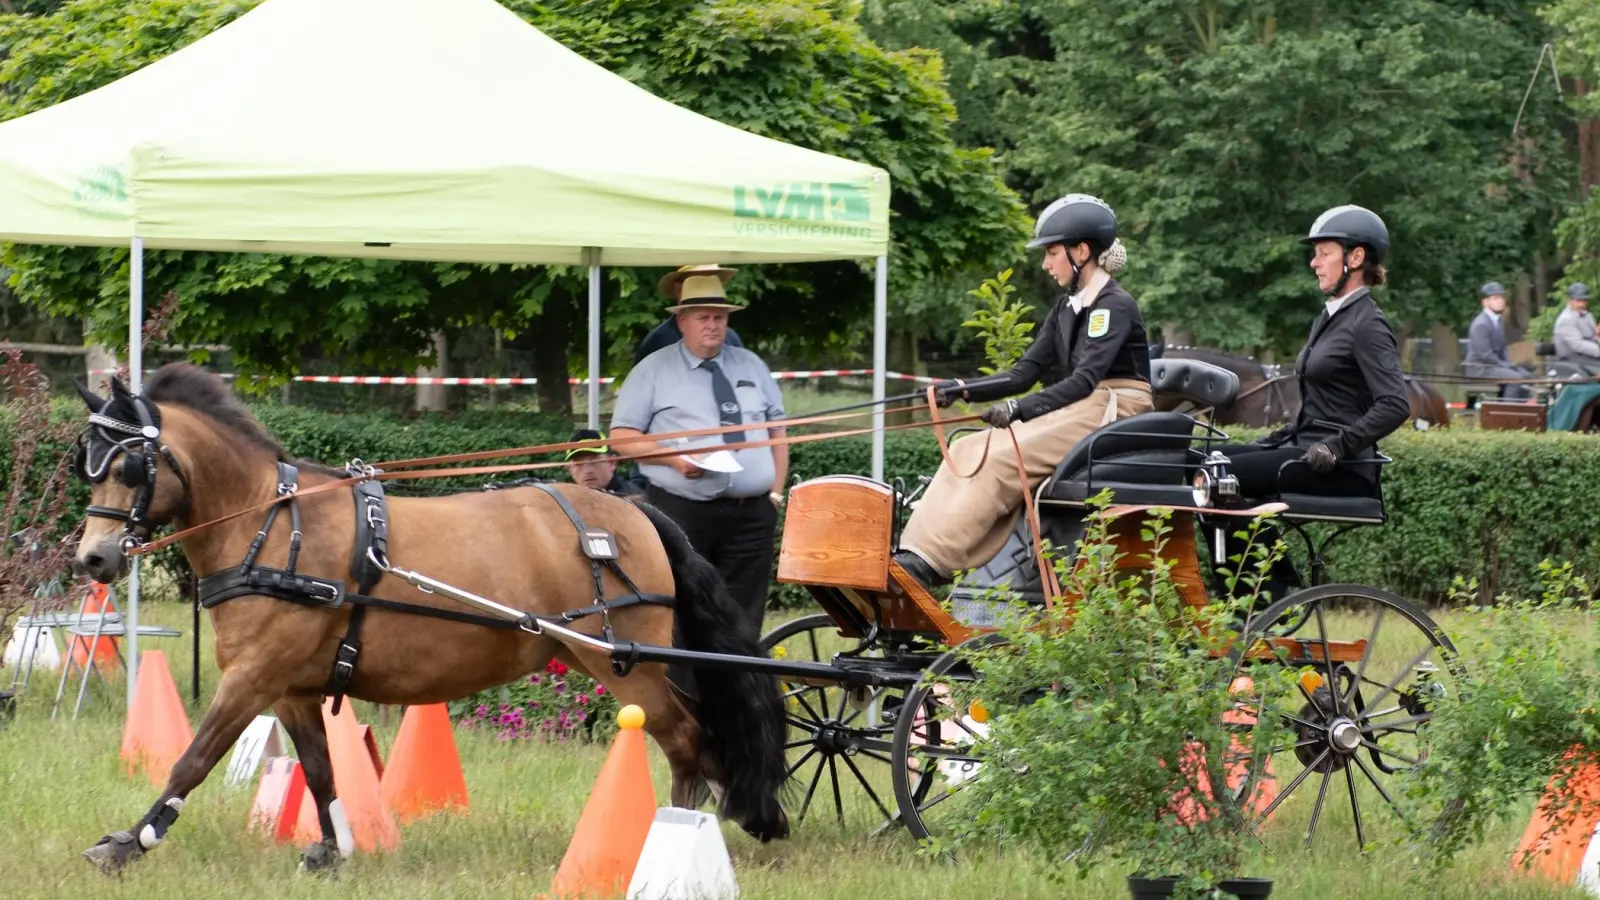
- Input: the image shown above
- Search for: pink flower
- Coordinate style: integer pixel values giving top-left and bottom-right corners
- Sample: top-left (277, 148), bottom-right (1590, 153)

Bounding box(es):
top-left (594, 685), bottom-right (606, 696)
top-left (546, 659), bottom-right (569, 676)
top-left (576, 693), bottom-right (590, 706)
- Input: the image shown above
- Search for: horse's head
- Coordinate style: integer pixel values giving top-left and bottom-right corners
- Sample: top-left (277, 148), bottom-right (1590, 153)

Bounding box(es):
top-left (70, 376), bottom-right (191, 583)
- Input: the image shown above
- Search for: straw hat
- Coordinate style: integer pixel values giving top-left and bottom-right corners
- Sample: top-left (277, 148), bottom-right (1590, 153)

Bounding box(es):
top-left (659, 264), bottom-right (743, 313)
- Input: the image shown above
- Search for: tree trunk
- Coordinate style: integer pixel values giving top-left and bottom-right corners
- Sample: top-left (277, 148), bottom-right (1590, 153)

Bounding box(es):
top-left (1580, 79), bottom-right (1600, 201)
top-left (83, 320), bottom-right (117, 392)
top-left (533, 286), bottom-right (575, 418)
top-left (414, 331), bottom-right (448, 412)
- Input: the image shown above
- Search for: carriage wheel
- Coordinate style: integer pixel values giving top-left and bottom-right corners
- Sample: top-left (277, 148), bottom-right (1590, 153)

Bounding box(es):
top-left (890, 632), bottom-right (1010, 845)
top-left (759, 614), bottom-right (933, 833)
top-left (1224, 583), bottom-right (1464, 852)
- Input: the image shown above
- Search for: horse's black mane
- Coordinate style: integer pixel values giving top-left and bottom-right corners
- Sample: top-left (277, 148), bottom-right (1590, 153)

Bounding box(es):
top-left (140, 364), bottom-right (345, 477)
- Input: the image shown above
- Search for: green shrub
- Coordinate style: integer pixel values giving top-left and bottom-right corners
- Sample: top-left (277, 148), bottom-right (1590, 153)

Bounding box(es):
top-left (9, 399), bottom-right (1600, 607)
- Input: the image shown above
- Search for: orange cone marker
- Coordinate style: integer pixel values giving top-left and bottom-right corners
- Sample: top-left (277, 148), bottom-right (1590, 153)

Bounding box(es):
top-left (119, 651), bottom-right (193, 787)
top-left (381, 703), bottom-right (469, 823)
top-left (542, 704), bottom-right (657, 899)
top-left (290, 698), bottom-right (399, 855)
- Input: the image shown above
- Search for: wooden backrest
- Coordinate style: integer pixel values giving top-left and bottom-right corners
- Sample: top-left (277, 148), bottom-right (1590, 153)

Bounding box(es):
top-left (776, 476), bottom-right (894, 593)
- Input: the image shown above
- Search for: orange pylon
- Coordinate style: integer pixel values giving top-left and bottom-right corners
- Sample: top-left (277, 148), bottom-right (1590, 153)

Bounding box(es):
top-left (1512, 750), bottom-right (1600, 885)
top-left (69, 583), bottom-right (120, 672)
top-left (119, 650), bottom-right (193, 787)
top-left (542, 704), bottom-right (657, 900)
top-left (380, 704), bottom-right (469, 823)
top-left (248, 756), bottom-right (305, 844)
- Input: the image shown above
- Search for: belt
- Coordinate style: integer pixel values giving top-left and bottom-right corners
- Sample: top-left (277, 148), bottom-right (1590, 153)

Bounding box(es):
top-left (645, 484), bottom-right (770, 508)
top-left (1099, 383), bottom-right (1151, 426)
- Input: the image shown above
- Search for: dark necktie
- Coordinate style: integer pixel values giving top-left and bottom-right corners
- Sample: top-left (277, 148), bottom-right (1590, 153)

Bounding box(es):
top-left (700, 359), bottom-right (744, 444)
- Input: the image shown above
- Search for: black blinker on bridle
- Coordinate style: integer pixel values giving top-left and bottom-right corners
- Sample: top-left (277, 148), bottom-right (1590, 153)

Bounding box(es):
top-left (75, 393), bottom-right (189, 552)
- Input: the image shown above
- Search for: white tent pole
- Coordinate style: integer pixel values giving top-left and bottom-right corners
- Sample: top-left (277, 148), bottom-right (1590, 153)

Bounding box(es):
top-left (126, 236), bottom-right (144, 712)
top-left (586, 250), bottom-right (601, 429)
top-left (872, 255), bottom-right (887, 483)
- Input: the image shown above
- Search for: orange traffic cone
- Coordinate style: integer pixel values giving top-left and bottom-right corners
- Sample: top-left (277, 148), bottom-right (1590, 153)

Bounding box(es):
top-left (69, 583), bottom-right (120, 672)
top-left (248, 756), bottom-right (305, 844)
top-left (290, 699), bottom-right (400, 854)
top-left (120, 651), bottom-right (193, 787)
top-left (1512, 749), bottom-right (1600, 884)
top-left (542, 705), bottom-right (657, 899)
top-left (359, 723), bottom-right (385, 780)
top-left (381, 704), bottom-right (469, 823)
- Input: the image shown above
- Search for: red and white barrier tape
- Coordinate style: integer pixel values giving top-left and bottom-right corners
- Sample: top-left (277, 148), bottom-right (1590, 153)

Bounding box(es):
top-left (87, 367), bottom-right (940, 386)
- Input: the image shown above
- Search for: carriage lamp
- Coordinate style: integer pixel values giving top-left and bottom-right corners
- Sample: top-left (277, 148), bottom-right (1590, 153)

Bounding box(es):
top-left (1191, 469), bottom-right (1213, 507)
top-left (1299, 670), bottom-right (1325, 694)
top-left (968, 700), bottom-right (990, 724)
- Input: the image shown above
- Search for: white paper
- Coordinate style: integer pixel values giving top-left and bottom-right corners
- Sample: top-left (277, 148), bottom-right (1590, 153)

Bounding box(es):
top-left (687, 450), bottom-right (743, 474)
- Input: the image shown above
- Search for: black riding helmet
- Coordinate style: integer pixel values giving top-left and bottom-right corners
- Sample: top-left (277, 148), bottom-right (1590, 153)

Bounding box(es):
top-left (1301, 204), bottom-right (1389, 295)
top-left (1028, 193), bottom-right (1118, 294)
top-left (1027, 193), bottom-right (1118, 254)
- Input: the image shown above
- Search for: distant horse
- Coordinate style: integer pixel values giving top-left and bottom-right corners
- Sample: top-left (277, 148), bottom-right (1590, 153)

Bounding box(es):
top-left (1150, 344), bottom-right (1450, 429)
top-left (67, 365), bottom-right (789, 875)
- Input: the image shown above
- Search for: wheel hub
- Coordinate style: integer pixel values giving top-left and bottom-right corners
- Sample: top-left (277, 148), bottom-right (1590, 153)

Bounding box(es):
top-left (813, 722), bottom-right (863, 756)
top-left (1329, 718), bottom-right (1363, 754)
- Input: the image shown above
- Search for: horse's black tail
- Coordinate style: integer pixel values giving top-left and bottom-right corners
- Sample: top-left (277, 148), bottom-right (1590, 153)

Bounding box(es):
top-left (634, 501), bottom-right (791, 842)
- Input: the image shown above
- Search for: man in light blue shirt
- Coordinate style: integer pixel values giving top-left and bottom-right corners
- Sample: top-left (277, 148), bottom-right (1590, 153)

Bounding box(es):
top-left (609, 264), bottom-right (788, 628)
top-left (1463, 281), bottom-right (1533, 399)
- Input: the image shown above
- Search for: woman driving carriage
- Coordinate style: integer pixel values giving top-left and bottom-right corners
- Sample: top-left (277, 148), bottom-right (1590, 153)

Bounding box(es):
top-left (891, 193), bottom-right (1154, 590)
top-left (1211, 204), bottom-right (1411, 602)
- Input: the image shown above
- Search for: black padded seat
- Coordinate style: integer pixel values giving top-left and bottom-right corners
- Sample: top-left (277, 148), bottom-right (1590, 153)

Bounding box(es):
top-left (1043, 411), bottom-right (1203, 507)
top-left (1276, 492), bottom-right (1386, 524)
top-left (1150, 358), bottom-right (1241, 409)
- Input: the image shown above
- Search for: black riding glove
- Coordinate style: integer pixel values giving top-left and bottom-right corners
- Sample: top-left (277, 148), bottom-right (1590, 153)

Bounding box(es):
top-left (981, 399), bottom-right (1018, 429)
top-left (931, 380), bottom-right (959, 409)
top-left (1301, 441), bottom-right (1339, 473)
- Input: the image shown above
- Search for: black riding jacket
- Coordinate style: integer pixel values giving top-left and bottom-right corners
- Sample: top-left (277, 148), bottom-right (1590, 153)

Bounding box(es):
top-left (955, 277), bottom-right (1152, 421)
top-left (1263, 288), bottom-right (1410, 465)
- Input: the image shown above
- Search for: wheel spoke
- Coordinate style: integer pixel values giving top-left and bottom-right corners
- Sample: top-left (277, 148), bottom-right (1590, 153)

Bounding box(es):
top-left (1359, 737), bottom-right (1420, 767)
top-left (1249, 748), bottom-right (1329, 833)
top-left (841, 753), bottom-right (896, 821)
top-left (1312, 602), bottom-right (1342, 716)
top-left (828, 757), bottom-right (845, 824)
top-left (798, 753), bottom-right (827, 820)
top-left (786, 747), bottom-right (819, 780)
top-left (1353, 752), bottom-right (1417, 834)
top-left (1344, 764), bottom-right (1367, 851)
top-left (1343, 606), bottom-right (1387, 711)
top-left (1364, 645), bottom-right (1435, 713)
top-left (1305, 766), bottom-right (1334, 848)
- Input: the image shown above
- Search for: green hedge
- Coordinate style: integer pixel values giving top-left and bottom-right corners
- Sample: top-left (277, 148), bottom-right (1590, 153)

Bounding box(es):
top-left (6, 400), bottom-right (1598, 606)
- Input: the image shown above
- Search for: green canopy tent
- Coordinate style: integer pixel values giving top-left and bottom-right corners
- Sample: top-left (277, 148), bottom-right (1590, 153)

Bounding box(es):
top-left (0, 0), bottom-right (892, 710)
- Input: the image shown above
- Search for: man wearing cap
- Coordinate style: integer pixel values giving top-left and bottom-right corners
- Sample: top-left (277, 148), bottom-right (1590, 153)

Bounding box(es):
top-left (1463, 281), bottom-right (1533, 399)
top-left (564, 428), bottom-right (643, 495)
top-left (607, 264), bottom-right (788, 630)
top-left (1553, 283), bottom-right (1600, 377)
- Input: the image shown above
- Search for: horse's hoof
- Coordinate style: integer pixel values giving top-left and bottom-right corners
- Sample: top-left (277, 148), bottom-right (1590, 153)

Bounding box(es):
top-left (297, 839), bottom-right (342, 878)
top-left (82, 831), bottom-right (143, 875)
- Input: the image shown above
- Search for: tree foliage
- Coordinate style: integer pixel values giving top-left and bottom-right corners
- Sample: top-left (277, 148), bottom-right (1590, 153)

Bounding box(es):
top-left (867, 0), bottom-right (1573, 353)
top-left (0, 0), bottom-right (1028, 387)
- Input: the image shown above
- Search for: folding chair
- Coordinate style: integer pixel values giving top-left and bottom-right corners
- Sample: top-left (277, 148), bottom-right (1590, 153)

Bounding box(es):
top-left (52, 584), bottom-right (182, 720)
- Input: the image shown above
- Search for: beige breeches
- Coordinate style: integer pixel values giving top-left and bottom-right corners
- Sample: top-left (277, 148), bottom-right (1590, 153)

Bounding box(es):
top-left (900, 379), bottom-right (1154, 575)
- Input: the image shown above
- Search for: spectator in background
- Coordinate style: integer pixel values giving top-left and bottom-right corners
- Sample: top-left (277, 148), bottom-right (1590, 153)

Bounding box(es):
top-left (1554, 282), bottom-right (1600, 377)
top-left (633, 279), bottom-right (745, 365)
top-left (607, 264), bottom-right (787, 632)
top-left (1463, 281), bottom-right (1533, 399)
top-left (563, 428), bottom-right (642, 495)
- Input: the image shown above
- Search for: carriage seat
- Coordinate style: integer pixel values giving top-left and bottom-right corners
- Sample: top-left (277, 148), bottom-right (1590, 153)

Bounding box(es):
top-left (1150, 358), bottom-right (1241, 410)
top-left (1041, 411), bottom-right (1203, 507)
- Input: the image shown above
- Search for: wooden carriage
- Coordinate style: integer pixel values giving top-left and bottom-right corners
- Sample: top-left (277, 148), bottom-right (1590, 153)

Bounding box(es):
top-left (760, 358), bottom-right (1459, 850)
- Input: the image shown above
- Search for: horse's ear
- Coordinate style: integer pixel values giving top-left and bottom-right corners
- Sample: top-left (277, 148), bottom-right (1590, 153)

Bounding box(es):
top-left (73, 380), bottom-right (105, 411)
top-left (109, 376), bottom-right (131, 400)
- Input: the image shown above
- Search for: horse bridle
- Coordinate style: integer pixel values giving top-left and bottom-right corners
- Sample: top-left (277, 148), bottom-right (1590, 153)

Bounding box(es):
top-left (73, 395), bottom-right (191, 553)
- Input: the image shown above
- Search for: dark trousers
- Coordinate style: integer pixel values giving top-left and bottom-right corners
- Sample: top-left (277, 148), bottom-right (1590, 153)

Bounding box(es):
top-left (644, 485), bottom-right (778, 632)
top-left (1207, 442), bottom-right (1372, 610)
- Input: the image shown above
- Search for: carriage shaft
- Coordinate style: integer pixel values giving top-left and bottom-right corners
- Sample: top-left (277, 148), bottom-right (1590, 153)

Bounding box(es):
top-left (377, 559), bottom-right (903, 688)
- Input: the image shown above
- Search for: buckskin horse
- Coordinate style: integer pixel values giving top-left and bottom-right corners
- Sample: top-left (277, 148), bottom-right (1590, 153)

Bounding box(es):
top-left (1151, 344), bottom-right (1451, 429)
top-left (67, 364), bottom-right (789, 874)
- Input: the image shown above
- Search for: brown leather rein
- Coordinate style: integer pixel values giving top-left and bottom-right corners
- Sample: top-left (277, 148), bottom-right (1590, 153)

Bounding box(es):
top-left (117, 389), bottom-right (1068, 608)
top-left (122, 397), bottom-right (978, 557)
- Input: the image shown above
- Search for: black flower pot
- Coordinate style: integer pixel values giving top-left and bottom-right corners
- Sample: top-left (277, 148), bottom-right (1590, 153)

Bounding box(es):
top-left (1217, 878), bottom-right (1274, 899)
top-left (1127, 875), bottom-right (1274, 899)
top-left (1127, 875), bottom-right (1180, 899)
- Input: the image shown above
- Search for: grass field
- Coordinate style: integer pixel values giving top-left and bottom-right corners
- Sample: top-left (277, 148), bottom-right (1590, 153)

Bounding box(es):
top-left (0, 599), bottom-right (1589, 900)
